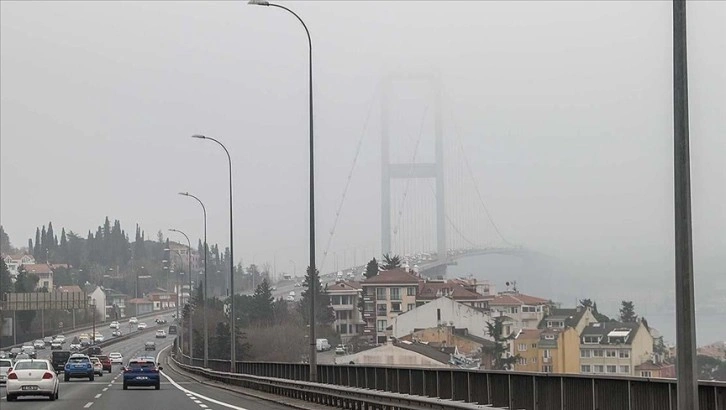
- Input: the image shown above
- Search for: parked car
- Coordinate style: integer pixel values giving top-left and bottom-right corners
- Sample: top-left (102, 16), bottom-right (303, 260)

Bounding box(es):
top-left (109, 352), bottom-right (124, 364)
top-left (155, 330), bottom-right (166, 339)
top-left (51, 350), bottom-right (72, 372)
top-left (138, 322), bottom-right (147, 330)
top-left (122, 358), bottom-right (162, 390)
top-left (5, 359), bottom-right (59, 401)
top-left (90, 357), bottom-right (104, 376)
top-left (0, 358), bottom-right (13, 384)
top-left (64, 354), bottom-right (94, 381)
top-left (129, 317), bottom-right (138, 325)
top-left (144, 341), bottom-right (156, 351)
top-left (335, 344), bottom-right (346, 355)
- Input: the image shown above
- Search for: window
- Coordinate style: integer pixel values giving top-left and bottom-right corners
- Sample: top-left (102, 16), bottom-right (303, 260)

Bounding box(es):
top-left (593, 349), bottom-right (604, 357)
top-left (581, 349), bottom-right (592, 358)
top-left (530, 357), bottom-right (537, 364)
top-left (606, 350), bottom-right (617, 358)
top-left (522, 306), bottom-right (537, 312)
top-left (619, 350), bottom-right (630, 358)
top-left (338, 324), bottom-right (347, 334)
top-left (364, 302), bottom-right (374, 312)
top-left (518, 357), bottom-right (527, 365)
top-left (331, 296), bottom-right (341, 305)
top-left (511, 307), bottom-right (519, 314)
top-left (594, 365), bottom-right (604, 373)
top-left (543, 349), bottom-right (551, 359)
top-left (619, 365), bottom-right (630, 374)
top-left (407, 303), bottom-right (415, 311)
top-left (581, 365), bottom-right (591, 373)
top-left (391, 302), bottom-right (401, 312)
top-left (641, 371), bottom-right (652, 378)
top-left (544, 334), bottom-right (555, 340)
top-left (376, 320), bottom-right (387, 332)
top-left (407, 287), bottom-right (416, 296)
top-left (376, 304), bottom-right (387, 316)
top-left (531, 343), bottom-right (537, 348)
top-left (542, 365), bottom-right (552, 373)
top-left (390, 288), bottom-right (401, 301)
top-left (518, 343), bottom-right (527, 352)
top-left (607, 365), bottom-right (617, 373)
top-left (583, 336), bottom-right (601, 344)
top-left (437, 308), bottom-right (441, 321)
top-left (376, 288), bottom-right (386, 299)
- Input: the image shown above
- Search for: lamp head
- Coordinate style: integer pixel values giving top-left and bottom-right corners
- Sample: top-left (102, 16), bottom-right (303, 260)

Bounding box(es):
top-left (248, 0), bottom-right (270, 5)
top-left (191, 134), bottom-right (206, 139)
top-left (178, 192), bottom-right (189, 197)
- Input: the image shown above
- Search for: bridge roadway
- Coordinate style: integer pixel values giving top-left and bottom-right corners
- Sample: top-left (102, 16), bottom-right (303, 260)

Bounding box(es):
top-left (1, 325), bottom-right (294, 409)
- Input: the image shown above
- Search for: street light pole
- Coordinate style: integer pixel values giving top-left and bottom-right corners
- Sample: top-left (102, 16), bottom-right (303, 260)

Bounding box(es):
top-left (179, 192), bottom-right (209, 368)
top-left (249, 0), bottom-right (318, 382)
top-left (169, 229), bottom-right (193, 360)
top-left (191, 134), bottom-right (236, 371)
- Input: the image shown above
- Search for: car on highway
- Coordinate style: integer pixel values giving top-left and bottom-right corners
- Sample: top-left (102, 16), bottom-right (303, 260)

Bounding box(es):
top-left (155, 330), bottom-right (166, 338)
top-left (69, 338), bottom-right (82, 351)
top-left (0, 358), bottom-right (13, 384)
top-left (88, 346), bottom-right (102, 356)
top-left (144, 341), bottom-right (156, 351)
top-left (137, 322), bottom-right (147, 330)
top-left (109, 352), bottom-right (123, 364)
top-left (64, 354), bottom-right (95, 381)
top-left (21, 345), bottom-right (37, 359)
top-left (129, 317), bottom-right (138, 325)
top-left (51, 350), bottom-right (71, 372)
top-left (9, 347), bottom-right (22, 358)
top-left (15, 353), bottom-right (31, 360)
top-left (96, 355), bottom-right (112, 373)
top-left (112, 329), bottom-right (123, 337)
top-left (90, 357), bottom-right (104, 376)
top-left (34, 339), bottom-right (46, 350)
top-left (51, 339), bottom-right (63, 350)
top-left (79, 336), bottom-right (91, 347)
top-left (0, 351), bottom-right (9, 359)
top-left (93, 332), bottom-right (105, 343)
top-left (168, 325), bottom-right (177, 335)
top-left (44, 336), bottom-right (54, 346)
top-left (54, 334), bottom-right (66, 343)
top-left (122, 358), bottom-right (162, 390)
top-left (110, 321), bottom-right (120, 329)
top-left (5, 359), bottom-right (59, 402)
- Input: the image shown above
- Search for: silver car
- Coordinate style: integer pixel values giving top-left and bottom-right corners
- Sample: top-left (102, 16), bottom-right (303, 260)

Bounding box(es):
top-left (0, 358), bottom-right (13, 384)
top-left (5, 359), bottom-right (59, 401)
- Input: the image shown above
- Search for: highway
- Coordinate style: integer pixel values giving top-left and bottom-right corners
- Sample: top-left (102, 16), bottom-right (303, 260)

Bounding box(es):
top-left (1, 317), bottom-right (295, 409)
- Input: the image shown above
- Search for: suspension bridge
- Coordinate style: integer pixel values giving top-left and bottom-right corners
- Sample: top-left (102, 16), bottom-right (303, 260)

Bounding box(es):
top-left (319, 74), bottom-right (528, 278)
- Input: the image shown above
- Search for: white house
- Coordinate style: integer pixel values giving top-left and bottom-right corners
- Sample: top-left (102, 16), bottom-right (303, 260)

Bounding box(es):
top-left (84, 284), bottom-right (107, 321)
top-left (391, 297), bottom-right (495, 341)
top-left (3, 254), bottom-right (35, 278)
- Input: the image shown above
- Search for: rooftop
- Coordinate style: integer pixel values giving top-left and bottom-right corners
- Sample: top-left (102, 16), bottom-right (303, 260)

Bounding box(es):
top-left (20, 263), bottom-right (52, 274)
top-left (490, 292), bottom-right (549, 306)
top-left (538, 307), bottom-right (587, 329)
top-left (362, 268), bottom-right (420, 285)
top-left (327, 281), bottom-right (362, 292)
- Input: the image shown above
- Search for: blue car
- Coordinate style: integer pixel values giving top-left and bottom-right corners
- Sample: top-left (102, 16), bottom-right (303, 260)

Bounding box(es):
top-left (123, 358), bottom-right (162, 390)
top-left (64, 354), bottom-right (94, 381)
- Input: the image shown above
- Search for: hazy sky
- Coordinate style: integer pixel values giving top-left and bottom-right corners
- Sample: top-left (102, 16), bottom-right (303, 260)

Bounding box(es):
top-left (2, 1), bottom-right (724, 289)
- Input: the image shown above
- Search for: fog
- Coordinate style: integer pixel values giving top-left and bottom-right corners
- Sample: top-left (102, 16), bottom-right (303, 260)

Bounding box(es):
top-left (1, 2), bottom-right (724, 341)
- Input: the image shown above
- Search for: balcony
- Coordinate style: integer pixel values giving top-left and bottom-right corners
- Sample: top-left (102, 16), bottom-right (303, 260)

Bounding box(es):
top-left (543, 357), bottom-right (552, 364)
top-left (332, 304), bottom-right (355, 311)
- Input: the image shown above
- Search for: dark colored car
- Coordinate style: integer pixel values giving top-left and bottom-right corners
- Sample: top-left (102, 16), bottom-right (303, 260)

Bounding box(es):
top-left (87, 346), bottom-right (102, 356)
top-left (96, 355), bottom-right (112, 373)
top-left (168, 325), bottom-right (177, 335)
top-left (144, 341), bottom-right (156, 351)
top-left (123, 359), bottom-right (162, 390)
top-left (64, 354), bottom-right (94, 381)
top-left (51, 350), bottom-right (72, 372)
top-left (9, 347), bottom-right (22, 358)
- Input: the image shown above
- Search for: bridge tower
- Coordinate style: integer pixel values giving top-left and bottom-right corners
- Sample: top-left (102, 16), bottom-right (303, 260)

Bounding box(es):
top-left (381, 75), bottom-right (446, 264)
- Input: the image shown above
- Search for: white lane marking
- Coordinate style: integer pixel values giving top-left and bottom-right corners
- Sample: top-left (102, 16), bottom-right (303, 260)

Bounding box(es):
top-left (157, 346), bottom-right (249, 410)
top-left (84, 402), bottom-right (94, 408)
top-left (200, 405), bottom-right (208, 408)
top-left (95, 393), bottom-right (102, 398)
top-left (102, 388), bottom-right (108, 392)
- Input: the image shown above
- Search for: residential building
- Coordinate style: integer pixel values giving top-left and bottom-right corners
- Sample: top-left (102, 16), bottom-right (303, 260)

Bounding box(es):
top-left (416, 279), bottom-right (489, 309)
top-left (635, 360), bottom-right (676, 378)
top-left (391, 296), bottom-right (495, 341)
top-left (327, 281), bottom-right (365, 342)
top-left (168, 241), bottom-right (201, 273)
top-left (2, 254), bottom-right (35, 278)
top-left (538, 306), bottom-right (598, 335)
top-left (104, 288), bottom-right (129, 319)
top-left (578, 320), bottom-right (654, 377)
top-left (401, 326), bottom-right (495, 358)
top-left (488, 291), bottom-right (549, 330)
top-left (334, 340), bottom-right (452, 368)
top-left (147, 291), bottom-right (175, 310)
top-left (20, 263), bottom-right (54, 290)
top-left (83, 285), bottom-right (107, 321)
top-left (537, 326), bottom-right (581, 374)
top-left (127, 298), bottom-right (154, 316)
top-left (512, 329), bottom-right (543, 372)
top-left (361, 268), bottom-right (421, 344)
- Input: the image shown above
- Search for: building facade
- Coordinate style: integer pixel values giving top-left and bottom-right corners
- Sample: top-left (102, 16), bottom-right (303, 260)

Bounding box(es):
top-left (578, 321), bottom-right (653, 377)
top-left (327, 281), bottom-right (365, 342)
top-left (361, 268), bottom-right (421, 344)
top-left (391, 296), bottom-right (494, 341)
top-left (488, 291), bottom-right (549, 331)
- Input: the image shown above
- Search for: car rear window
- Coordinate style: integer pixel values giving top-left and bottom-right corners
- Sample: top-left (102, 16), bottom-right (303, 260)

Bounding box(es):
top-left (15, 361), bottom-right (49, 370)
top-left (128, 361), bottom-right (155, 369)
top-left (97, 355), bottom-right (109, 360)
top-left (68, 357), bottom-right (89, 363)
top-left (0, 360), bottom-right (12, 367)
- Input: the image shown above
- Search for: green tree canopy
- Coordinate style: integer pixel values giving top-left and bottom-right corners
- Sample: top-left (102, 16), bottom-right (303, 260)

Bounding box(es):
top-left (483, 317), bottom-right (519, 370)
top-left (619, 300), bottom-right (638, 323)
top-left (251, 279), bottom-right (274, 324)
top-left (365, 258), bottom-right (379, 279)
top-left (381, 254), bottom-right (402, 270)
top-left (299, 266), bottom-right (334, 326)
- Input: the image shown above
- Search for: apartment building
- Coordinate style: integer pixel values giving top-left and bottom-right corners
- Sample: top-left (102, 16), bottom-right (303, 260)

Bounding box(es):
top-left (512, 329), bottom-right (542, 372)
top-left (537, 326), bottom-right (581, 374)
top-left (578, 321), bottom-right (654, 377)
top-left (416, 279), bottom-right (489, 309)
top-left (539, 306), bottom-right (598, 335)
top-left (327, 280), bottom-right (365, 342)
top-left (361, 268), bottom-right (421, 344)
top-left (489, 291), bottom-right (549, 330)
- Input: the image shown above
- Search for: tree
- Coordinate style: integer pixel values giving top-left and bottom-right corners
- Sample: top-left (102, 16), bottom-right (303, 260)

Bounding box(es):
top-left (619, 301), bottom-right (638, 323)
top-left (251, 279), bottom-right (274, 324)
top-left (33, 228), bottom-right (41, 259)
top-left (298, 266), bottom-right (335, 326)
top-left (14, 267), bottom-right (39, 333)
top-left (0, 259), bottom-right (12, 293)
top-left (579, 298), bottom-right (610, 322)
top-left (483, 317), bottom-right (518, 370)
top-left (0, 225), bottom-right (13, 254)
top-left (365, 258), bottom-right (379, 279)
top-left (381, 254), bottom-right (402, 270)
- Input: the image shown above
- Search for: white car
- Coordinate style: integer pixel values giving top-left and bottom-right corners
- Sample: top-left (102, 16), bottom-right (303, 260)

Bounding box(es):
top-left (109, 352), bottom-right (123, 364)
top-left (5, 359), bottom-right (59, 401)
top-left (112, 329), bottom-right (123, 337)
top-left (109, 321), bottom-right (120, 329)
top-left (54, 334), bottom-right (66, 343)
top-left (90, 357), bottom-right (103, 376)
top-left (93, 332), bottom-right (104, 343)
top-left (129, 317), bottom-right (138, 325)
top-left (137, 322), bottom-right (147, 330)
top-left (155, 330), bottom-right (166, 338)
top-left (34, 339), bottom-right (45, 350)
top-left (0, 358), bottom-right (13, 384)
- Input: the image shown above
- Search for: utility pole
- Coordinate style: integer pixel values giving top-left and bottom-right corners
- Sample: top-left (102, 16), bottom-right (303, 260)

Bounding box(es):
top-left (673, 1), bottom-right (698, 409)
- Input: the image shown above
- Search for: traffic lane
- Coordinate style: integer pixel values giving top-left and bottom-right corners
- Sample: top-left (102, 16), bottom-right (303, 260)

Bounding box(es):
top-left (153, 348), bottom-right (295, 410)
top-left (1, 328), bottom-right (177, 408)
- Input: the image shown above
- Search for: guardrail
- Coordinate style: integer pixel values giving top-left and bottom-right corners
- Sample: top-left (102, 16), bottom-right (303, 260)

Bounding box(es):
top-left (174, 354), bottom-right (726, 410)
top-left (170, 353), bottom-right (500, 410)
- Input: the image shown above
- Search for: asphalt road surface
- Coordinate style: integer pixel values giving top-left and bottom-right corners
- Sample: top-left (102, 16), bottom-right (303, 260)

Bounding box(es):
top-left (1, 320), bottom-right (295, 409)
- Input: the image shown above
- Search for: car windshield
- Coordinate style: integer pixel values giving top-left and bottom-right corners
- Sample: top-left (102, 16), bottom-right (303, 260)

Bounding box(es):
top-left (68, 357), bottom-right (89, 363)
top-left (15, 361), bottom-right (49, 370)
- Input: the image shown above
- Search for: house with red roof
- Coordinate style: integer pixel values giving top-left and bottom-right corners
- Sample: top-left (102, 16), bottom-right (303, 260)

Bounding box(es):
top-left (488, 291), bottom-right (550, 330)
top-left (361, 268), bottom-right (422, 344)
